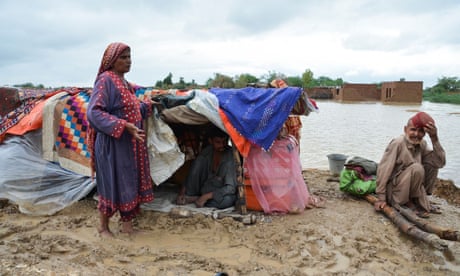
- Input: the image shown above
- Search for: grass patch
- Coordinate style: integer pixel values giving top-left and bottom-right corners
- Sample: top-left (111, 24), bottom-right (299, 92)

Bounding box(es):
top-left (423, 93), bottom-right (460, 104)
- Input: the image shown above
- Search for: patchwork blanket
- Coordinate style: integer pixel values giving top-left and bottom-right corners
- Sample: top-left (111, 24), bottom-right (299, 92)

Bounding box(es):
top-left (51, 89), bottom-right (92, 176)
top-left (43, 87), bottom-right (182, 181)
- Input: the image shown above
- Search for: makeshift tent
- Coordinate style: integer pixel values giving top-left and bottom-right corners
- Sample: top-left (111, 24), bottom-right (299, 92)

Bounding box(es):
top-left (0, 85), bottom-right (318, 215)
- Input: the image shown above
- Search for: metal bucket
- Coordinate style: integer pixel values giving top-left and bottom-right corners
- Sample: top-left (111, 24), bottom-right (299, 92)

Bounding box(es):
top-left (327, 154), bottom-right (348, 176)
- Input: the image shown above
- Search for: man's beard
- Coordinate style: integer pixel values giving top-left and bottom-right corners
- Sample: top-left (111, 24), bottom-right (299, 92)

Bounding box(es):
top-left (406, 133), bottom-right (422, 145)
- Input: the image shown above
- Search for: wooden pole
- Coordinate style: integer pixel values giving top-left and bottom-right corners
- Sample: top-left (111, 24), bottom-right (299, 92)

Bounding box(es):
top-left (232, 143), bottom-right (247, 215)
top-left (365, 194), bottom-right (460, 241)
top-left (364, 194), bottom-right (449, 251)
top-left (396, 205), bottom-right (460, 242)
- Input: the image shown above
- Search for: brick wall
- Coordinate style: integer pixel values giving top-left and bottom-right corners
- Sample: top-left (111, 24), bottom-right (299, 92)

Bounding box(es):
top-left (305, 87), bottom-right (336, 99)
top-left (336, 83), bottom-right (380, 101)
top-left (381, 81), bottom-right (423, 103)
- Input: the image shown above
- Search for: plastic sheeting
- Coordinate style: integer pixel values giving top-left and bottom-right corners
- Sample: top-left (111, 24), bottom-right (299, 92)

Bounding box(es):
top-left (245, 136), bottom-right (312, 214)
top-left (146, 108), bottom-right (185, 185)
top-left (186, 89), bottom-right (226, 132)
top-left (0, 130), bottom-right (95, 216)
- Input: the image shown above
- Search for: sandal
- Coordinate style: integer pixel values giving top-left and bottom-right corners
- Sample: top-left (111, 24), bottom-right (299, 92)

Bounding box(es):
top-left (404, 201), bottom-right (417, 211)
top-left (430, 205), bottom-right (442, 214)
top-left (415, 210), bottom-right (430, 219)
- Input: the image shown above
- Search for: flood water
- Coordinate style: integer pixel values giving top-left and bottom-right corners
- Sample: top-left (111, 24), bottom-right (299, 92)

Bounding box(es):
top-left (299, 100), bottom-right (460, 187)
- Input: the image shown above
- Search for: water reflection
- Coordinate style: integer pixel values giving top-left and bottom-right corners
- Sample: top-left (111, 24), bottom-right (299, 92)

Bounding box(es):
top-left (299, 100), bottom-right (460, 187)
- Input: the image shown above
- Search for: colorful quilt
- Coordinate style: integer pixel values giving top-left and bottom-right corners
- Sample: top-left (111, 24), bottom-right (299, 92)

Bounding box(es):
top-left (53, 87), bottom-right (160, 160)
top-left (55, 90), bottom-right (91, 159)
top-left (46, 87), bottom-right (161, 176)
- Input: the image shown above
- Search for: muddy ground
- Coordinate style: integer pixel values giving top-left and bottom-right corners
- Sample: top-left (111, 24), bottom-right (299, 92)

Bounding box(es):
top-left (1, 169), bottom-right (459, 275)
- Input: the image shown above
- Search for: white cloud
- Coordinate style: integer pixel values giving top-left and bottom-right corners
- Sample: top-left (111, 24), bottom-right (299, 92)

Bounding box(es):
top-left (1, 0), bottom-right (459, 88)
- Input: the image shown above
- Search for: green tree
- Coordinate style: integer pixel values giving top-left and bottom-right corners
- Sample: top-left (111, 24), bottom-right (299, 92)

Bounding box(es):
top-left (435, 76), bottom-right (460, 92)
top-left (316, 76), bottom-right (336, 86)
top-left (205, 78), bottom-right (214, 88)
top-left (155, 80), bottom-right (163, 88)
top-left (174, 77), bottom-right (186, 89)
top-left (286, 76), bottom-right (302, 87)
top-left (261, 70), bottom-right (286, 84)
top-left (163, 73), bottom-right (173, 88)
top-left (210, 73), bottom-right (235, 88)
top-left (14, 82), bottom-right (45, 88)
top-left (234, 73), bottom-right (259, 88)
top-left (336, 78), bottom-right (344, 87)
top-left (301, 69), bottom-right (314, 88)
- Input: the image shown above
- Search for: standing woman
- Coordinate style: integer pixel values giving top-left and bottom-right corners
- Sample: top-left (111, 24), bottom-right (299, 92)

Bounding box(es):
top-left (87, 42), bottom-right (154, 237)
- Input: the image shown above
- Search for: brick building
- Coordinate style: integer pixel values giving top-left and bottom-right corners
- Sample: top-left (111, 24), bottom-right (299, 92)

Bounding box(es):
top-left (381, 81), bottom-right (423, 104)
top-left (335, 83), bottom-right (380, 102)
top-left (305, 87), bottom-right (336, 99)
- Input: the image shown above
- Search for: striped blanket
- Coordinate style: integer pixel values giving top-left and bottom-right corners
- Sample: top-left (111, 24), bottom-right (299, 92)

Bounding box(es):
top-left (0, 88), bottom-right (55, 143)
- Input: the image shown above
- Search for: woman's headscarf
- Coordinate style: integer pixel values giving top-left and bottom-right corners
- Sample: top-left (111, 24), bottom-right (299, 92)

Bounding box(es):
top-left (97, 42), bottom-right (130, 78)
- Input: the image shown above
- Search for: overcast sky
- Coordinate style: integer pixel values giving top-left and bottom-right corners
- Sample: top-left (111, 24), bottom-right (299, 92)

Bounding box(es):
top-left (1, 0), bottom-right (459, 88)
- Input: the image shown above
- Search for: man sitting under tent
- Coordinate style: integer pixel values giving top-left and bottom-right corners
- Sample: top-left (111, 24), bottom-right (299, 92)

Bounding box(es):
top-left (176, 126), bottom-right (237, 209)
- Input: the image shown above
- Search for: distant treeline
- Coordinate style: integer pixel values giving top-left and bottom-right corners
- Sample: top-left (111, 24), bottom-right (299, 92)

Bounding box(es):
top-left (423, 76), bottom-right (460, 104)
top-left (12, 82), bottom-right (46, 89)
top-left (153, 70), bottom-right (342, 90)
top-left (11, 71), bottom-right (460, 104)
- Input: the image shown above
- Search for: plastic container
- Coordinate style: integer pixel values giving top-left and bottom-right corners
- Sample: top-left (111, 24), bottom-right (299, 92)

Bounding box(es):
top-left (327, 154), bottom-right (348, 176)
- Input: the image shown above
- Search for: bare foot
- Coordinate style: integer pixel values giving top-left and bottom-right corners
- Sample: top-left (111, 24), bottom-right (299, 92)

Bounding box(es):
top-left (119, 221), bottom-right (144, 236)
top-left (176, 194), bottom-right (186, 205)
top-left (306, 196), bottom-right (326, 209)
top-left (176, 194), bottom-right (199, 205)
top-left (97, 228), bottom-right (114, 238)
top-left (195, 197), bottom-right (206, 208)
top-left (194, 193), bottom-right (212, 208)
top-left (121, 221), bottom-right (134, 234)
top-left (119, 229), bottom-right (145, 237)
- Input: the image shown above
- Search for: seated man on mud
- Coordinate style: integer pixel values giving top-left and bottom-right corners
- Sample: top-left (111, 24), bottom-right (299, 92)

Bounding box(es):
top-left (176, 126), bottom-right (237, 209)
top-left (374, 112), bottom-right (446, 218)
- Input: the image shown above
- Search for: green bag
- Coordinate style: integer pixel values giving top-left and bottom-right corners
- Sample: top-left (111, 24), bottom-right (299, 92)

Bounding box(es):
top-left (339, 169), bottom-right (376, 195)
